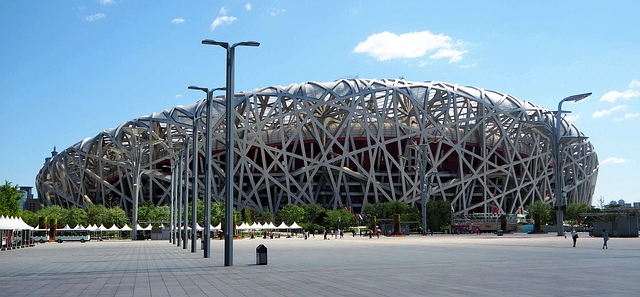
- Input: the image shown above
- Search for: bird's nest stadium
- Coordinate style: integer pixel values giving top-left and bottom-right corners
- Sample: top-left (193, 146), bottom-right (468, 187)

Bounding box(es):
top-left (35, 78), bottom-right (599, 216)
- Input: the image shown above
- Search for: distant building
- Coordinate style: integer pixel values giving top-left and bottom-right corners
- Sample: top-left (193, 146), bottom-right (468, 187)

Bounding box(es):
top-left (19, 186), bottom-right (40, 212)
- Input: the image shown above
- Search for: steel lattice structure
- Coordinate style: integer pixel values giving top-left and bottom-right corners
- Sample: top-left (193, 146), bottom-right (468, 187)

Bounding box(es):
top-left (36, 78), bottom-right (599, 216)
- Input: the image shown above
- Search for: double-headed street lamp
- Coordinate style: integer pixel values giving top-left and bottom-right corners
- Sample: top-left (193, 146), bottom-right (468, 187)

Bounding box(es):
top-left (188, 86), bottom-right (225, 258)
top-left (202, 39), bottom-right (260, 267)
top-left (554, 92), bottom-right (591, 236)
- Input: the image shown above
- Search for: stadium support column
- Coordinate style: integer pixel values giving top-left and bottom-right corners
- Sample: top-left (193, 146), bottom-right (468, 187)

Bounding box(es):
top-left (201, 39), bottom-right (260, 266)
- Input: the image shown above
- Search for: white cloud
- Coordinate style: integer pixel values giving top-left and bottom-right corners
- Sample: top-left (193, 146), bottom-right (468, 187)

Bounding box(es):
top-left (614, 113), bottom-right (640, 122)
top-left (429, 48), bottom-right (468, 63)
top-left (99, 0), bottom-right (114, 5)
top-left (592, 105), bottom-right (627, 118)
top-left (245, 3), bottom-right (252, 11)
top-left (458, 63), bottom-right (478, 69)
top-left (175, 94), bottom-right (183, 99)
top-left (85, 13), bottom-right (105, 22)
top-left (270, 8), bottom-right (286, 16)
top-left (354, 31), bottom-right (467, 63)
top-left (600, 89), bottom-right (640, 103)
top-left (211, 6), bottom-right (237, 31)
top-left (601, 157), bottom-right (629, 165)
top-left (171, 18), bottom-right (185, 24)
top-left (628, 79), bottom-right (640, 89)
top-left (211, 16), bottom-right (237, 30)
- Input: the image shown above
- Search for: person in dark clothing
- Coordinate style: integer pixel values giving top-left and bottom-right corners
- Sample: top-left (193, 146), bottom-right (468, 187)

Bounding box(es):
top-left (602, 229), bottom-right (609, 249)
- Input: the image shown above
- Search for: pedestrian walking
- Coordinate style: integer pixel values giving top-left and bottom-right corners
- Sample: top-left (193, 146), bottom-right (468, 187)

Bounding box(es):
top-left (602, 229), bottom-right (609, 249)
top-left (570, 228), bottom-right (578, 247)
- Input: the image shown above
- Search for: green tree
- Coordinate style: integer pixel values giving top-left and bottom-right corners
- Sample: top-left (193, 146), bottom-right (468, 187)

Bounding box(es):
top-left (277, 204), bottom-right (305, 225)
top-left (527, 201), bottom-right (552, 232)
top-left (210, 202), bottom-right (225, 225)
top-left (63, 206), bottom-right (87, 227)
top-left (86, 205), bottom-right (111, 227)
top-left (426, 200), bottom-right (452, 232)
top-left (259, 210), bottom-right (274, 223)
top-left (565, 203), bottom-right (592, 225)
top-left (19, 210), bottom-right (39, 227)
top-left (242, 207), bottom-right (260, 224)
top-left (0, 180), bottom-right (21, 216)
top-left (36, 205), bottom-right (66, 226)
top-left (301, 204), bottom-right (326, 226)
top-left (324, 208), bottom-right (354, 229)
top-left (148, 205), bottom-right (170, 224)
top-left (107, 206), bottom-right (129, 227)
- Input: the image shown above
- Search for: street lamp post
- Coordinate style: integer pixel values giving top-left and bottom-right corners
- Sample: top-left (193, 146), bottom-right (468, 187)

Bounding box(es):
top-left (170, 154), bottom-right (177, 244)
top-left (202, 39), bottom-right (260, 267)
top-left (408, 136), bottom-right (442, 236)
top-left (182, 136), bottom-right (190, 249)
top-left (188, 86), bottom-right (225, 258)
top-left (554, 92), bottom-right (591, 236)
top-left (190, 112), bottom-right (200, 253)
top-left (176, 151), bottom-right (183, 246)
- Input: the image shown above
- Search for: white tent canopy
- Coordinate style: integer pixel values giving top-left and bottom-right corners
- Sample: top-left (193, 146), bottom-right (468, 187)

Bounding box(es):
top-left (0, 216), bottom-right (34, 230)
top-left (289, 222), bottom-right (303, 229)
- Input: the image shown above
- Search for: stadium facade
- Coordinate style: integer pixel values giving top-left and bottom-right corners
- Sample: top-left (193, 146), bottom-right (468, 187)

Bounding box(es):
top-left (35, 78), bottom-right (599, 216)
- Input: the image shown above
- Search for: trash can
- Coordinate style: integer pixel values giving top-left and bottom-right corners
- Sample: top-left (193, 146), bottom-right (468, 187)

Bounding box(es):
top-left (496, 230), bottom-right (503, 236)
top-left (256, 244), bottom-right (267, 265)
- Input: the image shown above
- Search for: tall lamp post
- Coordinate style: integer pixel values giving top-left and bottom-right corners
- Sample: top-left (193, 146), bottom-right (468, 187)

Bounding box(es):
top-left (202, 39), bottom-right (260, 267)
top-left (188, 86), bottom-right (225, 258)
top-left (554, 92), bottom-right (591, 236)
top-left (409, 136), bottom-right (442, 235)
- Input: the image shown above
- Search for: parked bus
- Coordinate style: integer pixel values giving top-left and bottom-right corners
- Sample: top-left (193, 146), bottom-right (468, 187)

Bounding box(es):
top-left (32, 229), bottom-right (49, 243)
top-left (55, 229), bottom-right (90, 243)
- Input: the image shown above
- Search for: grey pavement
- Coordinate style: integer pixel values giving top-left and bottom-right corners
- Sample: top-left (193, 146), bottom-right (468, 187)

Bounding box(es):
top-left (0, 232), bottom-right (638, 297)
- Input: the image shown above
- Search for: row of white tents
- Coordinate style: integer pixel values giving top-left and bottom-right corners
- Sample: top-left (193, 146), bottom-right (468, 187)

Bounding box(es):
top-left (29, 221), bottom-right (304, 232)
top-left (1, 214), bottom-right (304, 233)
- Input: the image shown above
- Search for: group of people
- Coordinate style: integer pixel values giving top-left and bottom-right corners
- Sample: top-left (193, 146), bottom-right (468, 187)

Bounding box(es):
top-left (570, 228), bottom-right (609, 248)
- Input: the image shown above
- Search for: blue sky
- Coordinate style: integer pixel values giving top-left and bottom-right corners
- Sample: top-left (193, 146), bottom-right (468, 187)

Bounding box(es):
top-left (1, 0), bottom-right (639, 206)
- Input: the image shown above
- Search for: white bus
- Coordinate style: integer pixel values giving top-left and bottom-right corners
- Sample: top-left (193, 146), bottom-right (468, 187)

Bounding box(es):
top-left (55, 229), bottom-right (90, 243)
top-left (32, 229), bottom-right (50, 243)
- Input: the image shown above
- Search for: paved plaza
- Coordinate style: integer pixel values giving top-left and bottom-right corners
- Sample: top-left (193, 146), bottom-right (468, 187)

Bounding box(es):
top-left (1, 232), bottom-right (638, 296)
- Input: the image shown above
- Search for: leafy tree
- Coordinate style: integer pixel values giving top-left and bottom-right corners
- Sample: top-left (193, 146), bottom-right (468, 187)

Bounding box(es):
top-left (324, 208), bottom-right (354, 229)
top-left (277, 204), bottom-right (305, 225)
top-left (19, 210), bottom-right (39, 227)
top-left (86, 205), bottom-right (111, 227)
top-left (63, 206), bottom-right (87, 227)
top-left (210, 202), bottom-right (225, 225)
top-left (0, 180), bottom-right (21, 216)
top-left (301, 204), bottom-right (326, 226)
top-left (242, 207), bottom-right (260, 224)
top-left (148, 205), bottom-right (170, 224)
top-left (259, 210), bottom-right (274, 223)
top-left (565, 203), bottom-right (592, 225)
top-left (426, 200), bottom-right (452, 232)
top-left (36, 205), bottom-right (66, 227)
top-left (527, 201), bottom-right (552, 232)
top-left (107, 206), bottom-right (129, 227)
